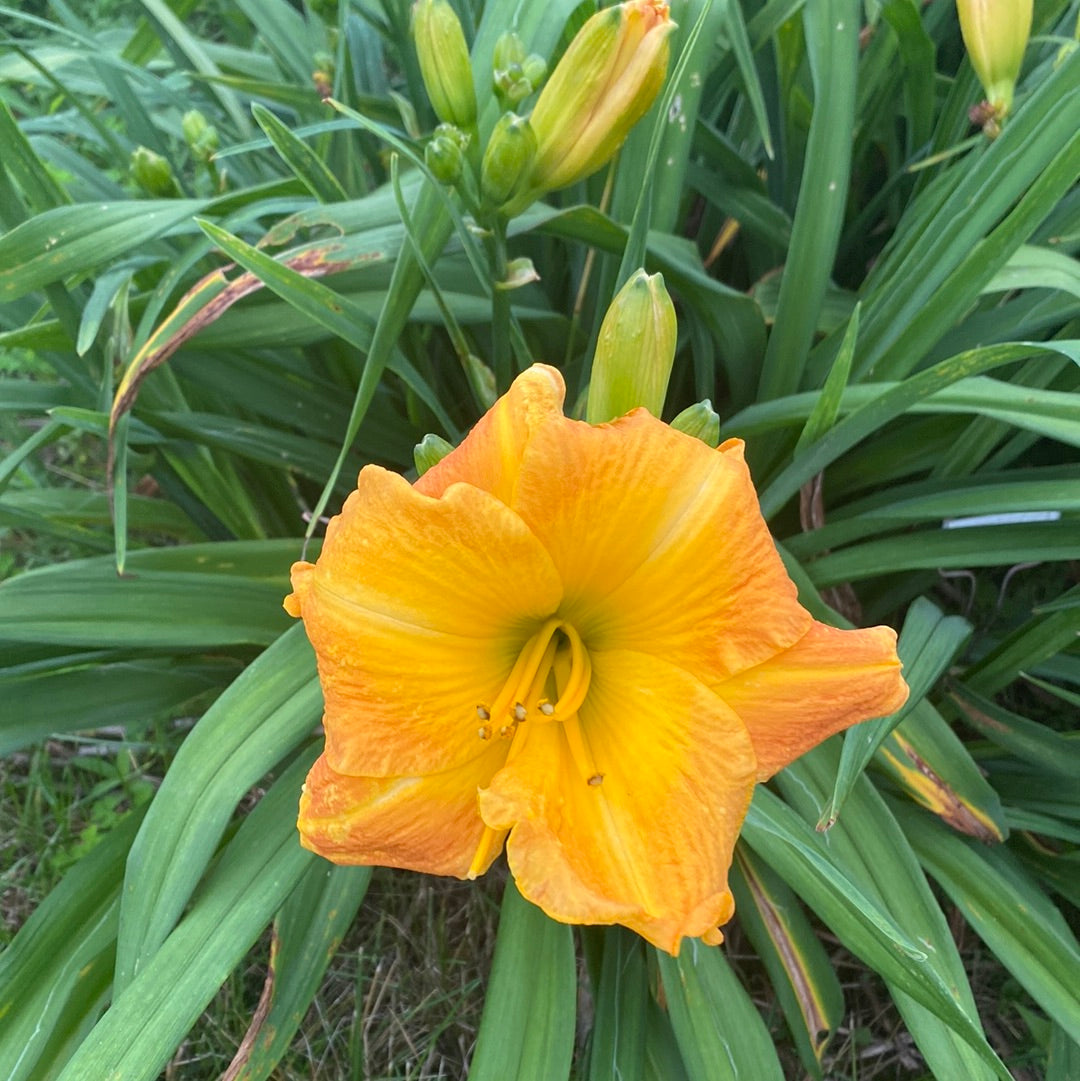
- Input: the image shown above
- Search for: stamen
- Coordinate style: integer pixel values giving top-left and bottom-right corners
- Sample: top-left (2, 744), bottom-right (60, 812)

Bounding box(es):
top-left (476, 705), bottom-right (490, 720)
top-left (498, 724), bottom-right (512, 737)
top-left (477, 725), bottom-right (492, 740)
top-left (513, 702), bottom-right (528, 722)
top-left (563, 716), bottom-right (602, 786)
top-left (538, 700), bottom-right (555, 716)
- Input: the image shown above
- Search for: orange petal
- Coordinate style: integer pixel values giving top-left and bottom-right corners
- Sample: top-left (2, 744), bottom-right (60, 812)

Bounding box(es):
top-left (298, 743), bottom-right (508, 876)
top-left (286, 466), bottom-right (563, 777)
top-left (718, 621), bottom-right (909, 780)
top-left (511, 412), bottom-right (811, 681)
top-left (415, 364), bottom-right (566, 505)
top-left (478, 649), bottom-right (756, 953)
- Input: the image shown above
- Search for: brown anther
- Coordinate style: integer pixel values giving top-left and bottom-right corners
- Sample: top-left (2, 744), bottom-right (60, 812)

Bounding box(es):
top-left (538, 701), bottom-right (555, 716)
top-left (499, 725), bottom-right (512, 737)
top-left (476, 705), bottom-right (491, 720)
top-left (513, 702), bottom-right (528, 722)
top-left (478, 725), bottom-right (492, 740)
top-left (587, 773), bottom-right (604, 787)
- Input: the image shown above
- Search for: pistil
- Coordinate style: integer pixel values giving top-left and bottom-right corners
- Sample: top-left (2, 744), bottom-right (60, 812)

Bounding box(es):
top-left (466, 616), bottom-right (596, 878)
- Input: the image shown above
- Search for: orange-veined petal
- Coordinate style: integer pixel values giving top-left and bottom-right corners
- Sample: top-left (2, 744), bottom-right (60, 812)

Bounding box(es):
top-left (511, 411), bottom-right (811, 681)
top-left (478, 649), bottom-right (756, 953)
top-left (285, 466), bottom-right (563, 777)
top-left (415, 364), bottom-right (566, 505)
top-left (717, 620), bottom-right (908, 780)
top-left (298, 743), bottom-right (508, 876)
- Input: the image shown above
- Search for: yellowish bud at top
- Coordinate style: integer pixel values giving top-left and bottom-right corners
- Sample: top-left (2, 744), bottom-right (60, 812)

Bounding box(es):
top-left (412, 0), bottom-right (478, 129)
top-left (957, 0), bottom-right (1033, 118)
top-left (587, 269), bottom-right (677, 423)
top-left (512, 0), bottom-right (674, 210)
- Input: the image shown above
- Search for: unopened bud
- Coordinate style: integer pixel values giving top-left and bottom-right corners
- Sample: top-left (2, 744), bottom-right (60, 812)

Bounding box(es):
top-left (670, 400), bottom-right (720, 447)
top-left (412, 0), bottom-right (478, 129)
top-left (414, 432), bottom-right (455, 475)
top-left (425, 123), bottom-right (469, 183)
top-left (493, 30), bottom-right (527, 72)
top-left (493, 32), bottom-right (547, 108)
top-left (515, 0), bottom-right (674, 209)
top-left (182, 110), bottom-right (219, 160)
top-left (480, 112), bottom-right (536, 209)
top-left (586, 269), bottom-right (677, 422)
top-left (957, 0), bottom-right (1033, 121)
top-left (131, 146), bottom-right (178, 196)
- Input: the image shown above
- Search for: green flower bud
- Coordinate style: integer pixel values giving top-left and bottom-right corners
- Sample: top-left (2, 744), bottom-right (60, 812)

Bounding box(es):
top-left (492, 30), bottom-right (527, 73)
top-left (412, 0), bottom-right (478, 129)
top-left (522, 53), bottom-right (547, 89)
top-left (181, 110), bottom-right (220, 162)
top-left (670, 400), bottom-right (720, 447)
top-left (586, 269), bottom-right (677, 423)
top-left (957, 0), bottom-right (1033, 119)
top-left (493, 34), bottom-right (547, 108)
top-left (181, 109), bottom-right (210, 146)
top-left (130, 146), bottom-right (178, 196)
top-left (414, 432), bottom-right (455, 475)
top-left (510, 0), bottom-right (674, 212)
top-left (425, 124), bottom-right (468, 184)
top-left (480, 112), bottom-right (536, 210)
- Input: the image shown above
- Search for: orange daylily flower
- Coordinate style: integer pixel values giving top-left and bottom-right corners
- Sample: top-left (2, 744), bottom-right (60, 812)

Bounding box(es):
top-left (285, 365), bottom-right (908, 954)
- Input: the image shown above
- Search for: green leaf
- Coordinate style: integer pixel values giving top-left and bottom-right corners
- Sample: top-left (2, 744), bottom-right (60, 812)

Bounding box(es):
top-left (757, 0), bottom-right (858, 401)
top-left (0, 200), bottom-right (209, 301)
top-left (252, 103), bottom-right (349, 204)
top-left (656, 940), bottom-right (784, 1081)
top-left (950, 683), bottom-right (1080, 778)
top-left (55, 750), bottom-right (318, 1081)
top-left (115, 624), bottom-right (319, 990)
top-left (743, 783), bottom-right (1007, 1079)
top-left (587, 928), bottom-right (648, 1081)
top-left (795, 302), bottom-right (859, 453)
top-left (467, 880), bottom-right (576, 1081)
top-left (0, 544), bottom-right (294, 648)
top-left (895, 800), bottom-right (1080, 1046)
top-left (984, 244), bottom-right (1080, 300)
top-left (0, 809), bottom-right (144, 1081)
top-left (227, 863), bottom-right (372, 1081)
top-left (730, 846), bottom-right (844, 1079)
top-left (777, 746), bottom-right (1005, 1080)
top-left (0, 655), bottom-right (234, 755)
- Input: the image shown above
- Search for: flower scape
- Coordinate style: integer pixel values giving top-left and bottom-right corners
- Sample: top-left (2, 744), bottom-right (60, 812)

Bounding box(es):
top-left (285, 365), bottom-right (909, 954)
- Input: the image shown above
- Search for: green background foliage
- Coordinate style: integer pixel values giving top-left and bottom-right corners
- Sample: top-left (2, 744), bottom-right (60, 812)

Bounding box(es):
top-left (1, 0), bottom-right (1078, 1077)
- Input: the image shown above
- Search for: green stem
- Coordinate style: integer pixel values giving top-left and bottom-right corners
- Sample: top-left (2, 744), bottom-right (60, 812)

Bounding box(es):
top-left (489, 219), bottom-right (512, 393)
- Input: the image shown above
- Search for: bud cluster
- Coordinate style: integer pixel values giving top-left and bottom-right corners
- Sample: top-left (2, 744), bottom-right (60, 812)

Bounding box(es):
top-left (412, 0), bottom-right (674, 220)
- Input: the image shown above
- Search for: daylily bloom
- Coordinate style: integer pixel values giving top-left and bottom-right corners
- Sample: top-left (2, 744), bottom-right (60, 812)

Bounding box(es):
top-left (285, 365), bottom-right (908, 953)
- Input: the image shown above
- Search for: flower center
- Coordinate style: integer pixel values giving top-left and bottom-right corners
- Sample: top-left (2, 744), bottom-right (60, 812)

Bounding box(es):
top-left (475, 616), bottom-right (591, 740)
top-left (466, 617), bottom-right (598, 879)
